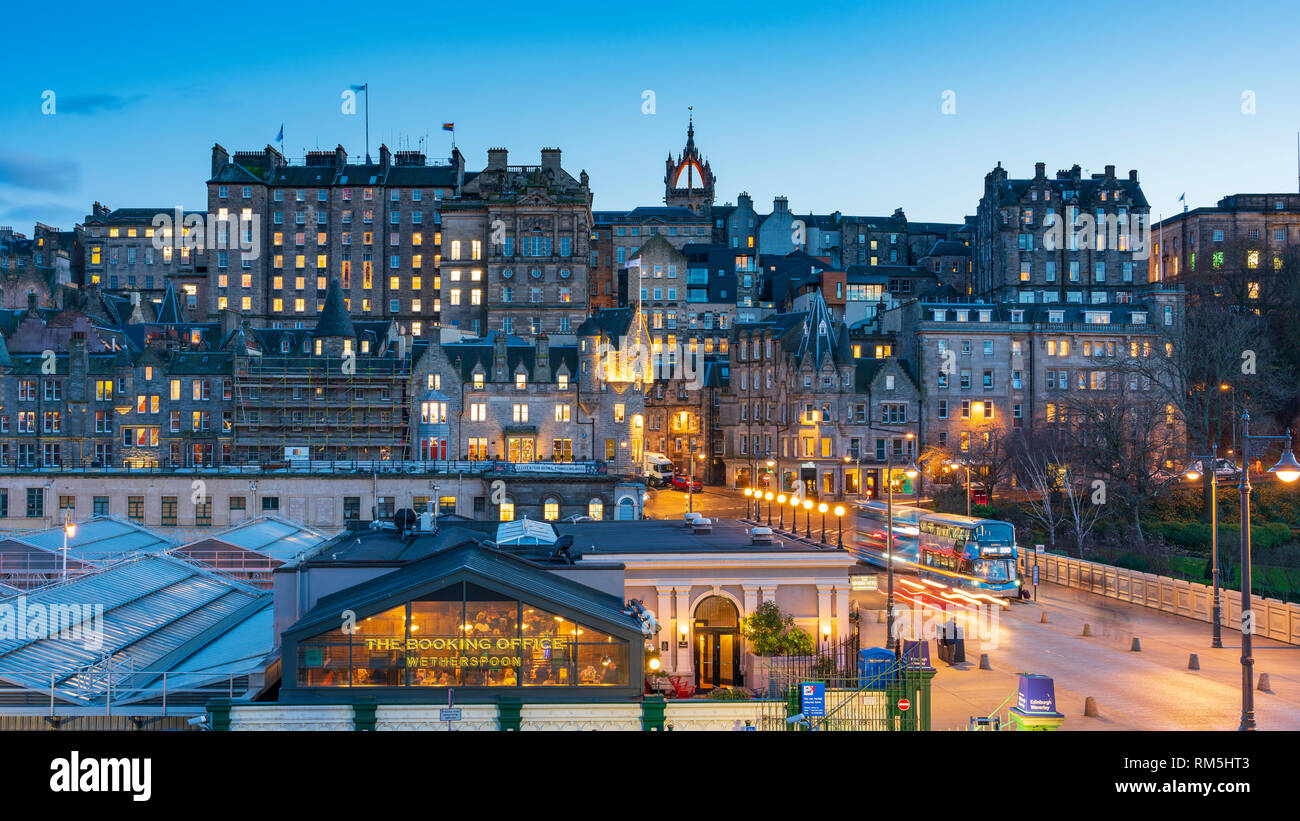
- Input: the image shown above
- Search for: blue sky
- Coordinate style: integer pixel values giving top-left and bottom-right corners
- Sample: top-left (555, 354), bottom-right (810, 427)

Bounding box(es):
top-left (3, 0), bottom-right (1299, 232)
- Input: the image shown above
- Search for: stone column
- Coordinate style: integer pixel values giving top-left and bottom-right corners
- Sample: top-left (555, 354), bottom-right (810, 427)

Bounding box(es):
top-left (655, 586), bottom-right (673, 670)
top-left (674, 588), bottom-right (692, 674)
top-left (742, 585), bottom-right (759, 616)
top-left (834, 583), bottom-right (851, 644)
top-left (816, 584), bottom-right (833, 650)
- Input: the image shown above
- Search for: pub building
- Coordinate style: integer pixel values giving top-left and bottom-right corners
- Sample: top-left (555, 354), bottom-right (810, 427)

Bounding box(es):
top-left (274, 515), bottom-right (854, 702)
top-left (277, 523), bottom-right (647, 703)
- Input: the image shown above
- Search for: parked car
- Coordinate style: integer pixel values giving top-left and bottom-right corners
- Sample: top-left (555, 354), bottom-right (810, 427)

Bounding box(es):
top-left (559, 514), bottom-right (597, 523)
top-left (671, 474), bottom-right (703, 492)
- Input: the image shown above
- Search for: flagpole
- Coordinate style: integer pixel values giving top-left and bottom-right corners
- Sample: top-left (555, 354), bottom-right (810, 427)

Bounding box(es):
top-left (364, 84), bottom-right (370, 164)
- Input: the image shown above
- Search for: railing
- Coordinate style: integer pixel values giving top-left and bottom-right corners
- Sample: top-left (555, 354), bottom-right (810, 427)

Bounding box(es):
top-left (0, 459), bottom-right (613, 477)
top-left (0, 666), bottom-right (263, 717)
top-left (1019, 552), bottom-right (1300, 646)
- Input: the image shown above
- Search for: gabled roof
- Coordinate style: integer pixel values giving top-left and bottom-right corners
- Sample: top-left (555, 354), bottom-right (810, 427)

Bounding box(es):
top-left (284, 541), bottom-right (642, 641)
top-left (12, 516), bottom-right (175, 564)
top-left (0, 554), bottom-right (269, 705)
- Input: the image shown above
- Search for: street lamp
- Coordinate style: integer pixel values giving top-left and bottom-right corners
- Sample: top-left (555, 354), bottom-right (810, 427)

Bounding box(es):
top-left (1236, 414), bottom-right (1300, 730)
top-left (776, 494), bottom-right (787, 529)
top-left (802, 498), bottom-right (813, 538)
top-left (1185, 447), bottom-right (1224, 649)
top-left (764, 491), bottom-right (775, 526)
top-left (788, 494), bottom-right (800, 532)
top-left (834, 505), bottom-right (846, 548)
top-left (687, 451), bottom-right (705, 514)
top-left (945, 458), bottom-right (972, 516)
top-left (61, 510), bottom-right (76, 581)
top-left (818, 502), bottom-right (829, 542)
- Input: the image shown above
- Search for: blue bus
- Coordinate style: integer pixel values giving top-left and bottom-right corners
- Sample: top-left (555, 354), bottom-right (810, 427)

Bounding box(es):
top-left (852, 502), bottom-right (1022, 600)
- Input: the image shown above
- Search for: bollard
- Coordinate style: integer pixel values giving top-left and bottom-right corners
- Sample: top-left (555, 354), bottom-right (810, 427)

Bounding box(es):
top-left (1081, 623), bottom-right (1092, 637)
top-left (1130, 637), bottom-right (1141, 652)
top-left (1258, 673), bottom-right (1272, 692)
top-left (1040, 611), bottom-right (1050, 624)
top-left (1188, 653), bottom-right (1200, 670)
top-left (978, 653), bottom-right (991, 671)
top-left (1084, 696), bottom-right (1099, 717)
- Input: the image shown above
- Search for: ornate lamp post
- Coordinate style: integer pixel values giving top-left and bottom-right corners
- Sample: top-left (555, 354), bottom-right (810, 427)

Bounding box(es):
top-left (802, 498), bottom-right (813, 538)
top-left (834, 505), bottom-right (846, 549)
top-left (1184, 448), bottom-right (1223, 649)
top-left (818, 502), bottom-right (829, 542)
top-left (1235, 414), bottom-right (1300, 731)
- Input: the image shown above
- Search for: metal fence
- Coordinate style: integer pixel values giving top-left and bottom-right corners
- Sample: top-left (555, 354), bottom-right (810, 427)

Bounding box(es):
top-left (754, 635), bottom-right (933, 731)
top-left (0, 663), bottom-right (261, 717)
top-left (0, 459), bottom-right (614, 477)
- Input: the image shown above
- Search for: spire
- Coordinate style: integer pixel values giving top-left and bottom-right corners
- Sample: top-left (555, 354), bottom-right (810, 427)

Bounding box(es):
top-left (686, 106), bottom-right (695, 152)
top-left (156, 279), bottom-right (183, 324)
top-left (314, 277), bottom-right (356, 339)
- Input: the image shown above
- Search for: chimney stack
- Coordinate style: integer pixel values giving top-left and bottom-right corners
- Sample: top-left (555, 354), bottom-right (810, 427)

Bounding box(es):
top-left (541, 148), bottom-right (561, 173)
top-left (534, 333), bottom-right (551, 384)
top-left (487, 148), bottom-right (508, 170)
top-left (1034, 162), bottom-right (1046, 178)
top-left (492, 330), bottom-right (508, 381)
top-left (211, 144), bottom-right (229, 179)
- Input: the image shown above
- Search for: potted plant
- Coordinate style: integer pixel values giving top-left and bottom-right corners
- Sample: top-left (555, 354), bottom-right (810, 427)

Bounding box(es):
top-left (739, 601), bottom-right (814, 695)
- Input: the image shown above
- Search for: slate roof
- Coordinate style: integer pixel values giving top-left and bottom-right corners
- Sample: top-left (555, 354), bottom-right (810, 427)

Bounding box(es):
top-left (283, 539), bottom-right (642, 641)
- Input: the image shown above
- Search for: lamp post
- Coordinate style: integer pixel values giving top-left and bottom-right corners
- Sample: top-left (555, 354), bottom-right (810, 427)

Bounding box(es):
top-left (883, 447), bottom-right (921, 652)
top-left (834, 505), bottom-right (846, 549)
top-left (818, 502), bottom-right (829, 542)
top-left (788, 495), bottom-right (800, 533)
top-left (1235, 414), bottom-right (1300, 731)
top-left (687, 451), bottom-right (704, 514)
top-left (803, 498), bottom-right (813, 538)
top-left (776, 494), bottom-right (787, 529)
top-left (1184, 447), bottom-right (1223, 649)
top-left (60, 510), bottom-right (76, 581)
top-left (764, 491), bottom-right (774, 526)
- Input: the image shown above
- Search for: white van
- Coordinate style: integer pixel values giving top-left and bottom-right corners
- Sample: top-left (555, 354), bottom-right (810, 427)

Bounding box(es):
top-left (642, 452), bottom-right (674, 487)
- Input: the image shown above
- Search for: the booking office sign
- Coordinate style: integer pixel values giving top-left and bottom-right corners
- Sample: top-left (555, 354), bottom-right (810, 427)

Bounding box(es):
top-left (365, 636), bottom-right (570, 668)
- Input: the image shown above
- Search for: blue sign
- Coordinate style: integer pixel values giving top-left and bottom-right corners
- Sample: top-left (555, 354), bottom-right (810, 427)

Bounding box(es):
top-left (1014, 674), bottom-right (1062, 717)
top-left (800, 682), bottom-right (826, 717)
top-left (439, 708), bottom-right (462, 721)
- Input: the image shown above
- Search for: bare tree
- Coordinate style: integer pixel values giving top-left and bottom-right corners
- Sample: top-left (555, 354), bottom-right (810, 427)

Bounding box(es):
top-left (963, 412), bottom-right (1016, 505)
top-left (1061, 379), bottom-right (1182, 549)
top-left (1012, 430), bottom-right (1070, 551)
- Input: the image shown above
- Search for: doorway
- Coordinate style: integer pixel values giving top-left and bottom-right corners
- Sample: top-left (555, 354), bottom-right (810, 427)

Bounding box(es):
top-left (693, 596), bottom-right (742, 691)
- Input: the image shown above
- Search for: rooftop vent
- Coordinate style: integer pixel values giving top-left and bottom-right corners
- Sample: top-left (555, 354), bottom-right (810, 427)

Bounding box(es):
top-left (748, 526), bottom-right (775, 545)
top-left (683, 512), bottom-right (703, 528)
top-left (690, 517), bottom-right (713, 534)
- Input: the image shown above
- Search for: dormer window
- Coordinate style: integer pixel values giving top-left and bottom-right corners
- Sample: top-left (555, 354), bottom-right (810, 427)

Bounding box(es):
top-left (361, 339), bottom-right (371, 353)
top-left (557, 373), bottom-right (569, 390)
top-left (516, 372), bottom-right (527, 390)
top-left (280, 338), bottom-right (291, 353)
top-left (473, 372), bottom-right (485, 390)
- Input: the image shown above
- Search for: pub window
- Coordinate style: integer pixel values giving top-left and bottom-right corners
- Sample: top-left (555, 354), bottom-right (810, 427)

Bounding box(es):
top-left (295, 582), bottom-right (630, 689)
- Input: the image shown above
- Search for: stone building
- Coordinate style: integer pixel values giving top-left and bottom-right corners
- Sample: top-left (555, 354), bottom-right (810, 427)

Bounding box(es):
top-left (408, 307), bottom-right (647, 477)
top-left (1150, 192), bottom-right (1300, 307)
top-left (78, 204), bottom-right (206, 311)
top-left (590, 206), bottom-right (710, 311)
top-left (887, 289), bottom-right (1183, 464)
top-left (974, 162), bottom-right (1150, 304)
top-left (441, 147), bottom-right (593, 338)
top-left (206, 143), bottom-right (460, 335)
top-left (719, 291), bottom-right (921, 499)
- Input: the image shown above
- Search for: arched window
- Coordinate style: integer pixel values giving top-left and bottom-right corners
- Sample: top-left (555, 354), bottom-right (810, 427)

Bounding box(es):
top-left (694, 595), bottom-right (739, 629)
top-left (587, 498), bottom-right (603, 520)
top-left (543, 498), bottom-right (560, 521)
top-left (499, 499), bottom-right (515, 522)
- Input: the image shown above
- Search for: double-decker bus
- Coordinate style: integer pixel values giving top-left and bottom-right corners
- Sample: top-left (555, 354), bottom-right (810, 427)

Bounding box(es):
top-left (852, 501), bottom-right (1022, 603)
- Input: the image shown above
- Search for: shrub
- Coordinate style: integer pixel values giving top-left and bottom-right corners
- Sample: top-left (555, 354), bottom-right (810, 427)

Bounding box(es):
top-left (740, 601), bottom-right (814, 657)
top-left (707, 686), bottom-right (752, 700)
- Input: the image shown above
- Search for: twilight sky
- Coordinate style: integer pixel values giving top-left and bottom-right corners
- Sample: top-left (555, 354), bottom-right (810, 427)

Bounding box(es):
top-left (2, 0), bottom-right (1299, 232)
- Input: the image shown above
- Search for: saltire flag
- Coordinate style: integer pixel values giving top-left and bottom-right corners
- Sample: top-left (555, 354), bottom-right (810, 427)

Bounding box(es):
top-left (442, 123), bottom-right (455, 132)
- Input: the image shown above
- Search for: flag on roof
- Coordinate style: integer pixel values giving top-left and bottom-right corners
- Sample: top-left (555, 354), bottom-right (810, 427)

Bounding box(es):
top-left (442, 123), bottom-right (454, 132)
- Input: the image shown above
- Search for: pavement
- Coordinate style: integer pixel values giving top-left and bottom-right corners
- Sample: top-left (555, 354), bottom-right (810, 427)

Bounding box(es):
top-left (852, 581), bottom-right (1300, 731)
top-left (643, 485), bottom-right (753, 522)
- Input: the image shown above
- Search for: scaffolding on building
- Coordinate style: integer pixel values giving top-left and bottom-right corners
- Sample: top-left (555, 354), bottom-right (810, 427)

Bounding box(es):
top-left (231, 353), bottom-right (411, 462)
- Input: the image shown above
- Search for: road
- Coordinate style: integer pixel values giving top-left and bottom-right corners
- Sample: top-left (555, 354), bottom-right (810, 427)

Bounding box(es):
top-left (643, 485), bottom-right (752, 522)
top-left (852, 581), bottom-right (1300, 731)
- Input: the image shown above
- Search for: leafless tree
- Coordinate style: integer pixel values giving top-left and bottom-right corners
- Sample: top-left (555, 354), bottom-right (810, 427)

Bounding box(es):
top-left (1012, 430), bottom-right (1070, 551)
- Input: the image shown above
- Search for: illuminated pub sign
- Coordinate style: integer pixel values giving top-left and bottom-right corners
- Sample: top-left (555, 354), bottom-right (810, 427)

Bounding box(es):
top-left (295, 582), bottom-right (631, 688)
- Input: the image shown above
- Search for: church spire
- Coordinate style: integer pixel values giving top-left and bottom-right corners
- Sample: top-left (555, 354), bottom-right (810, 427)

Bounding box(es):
top-left (664, 108), bottom-right (714, 217)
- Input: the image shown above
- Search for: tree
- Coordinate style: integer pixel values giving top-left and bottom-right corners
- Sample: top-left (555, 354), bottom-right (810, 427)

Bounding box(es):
top-left (1012, 430), bottom-right (1070, 550)
top-left (739, 601), bottom-right (814, 657)
top-left (1061, 379), bottom-right (1182, 549)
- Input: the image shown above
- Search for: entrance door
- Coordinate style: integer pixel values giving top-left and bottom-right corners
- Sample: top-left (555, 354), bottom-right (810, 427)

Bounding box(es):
top-left (693, 596), bottom-right (742, 691)
top-left (507, 437), bottom-right (535, 463)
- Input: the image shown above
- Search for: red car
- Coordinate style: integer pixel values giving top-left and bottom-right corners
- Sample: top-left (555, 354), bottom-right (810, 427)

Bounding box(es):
top-left (671, 475), bottom-right (703, 492)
